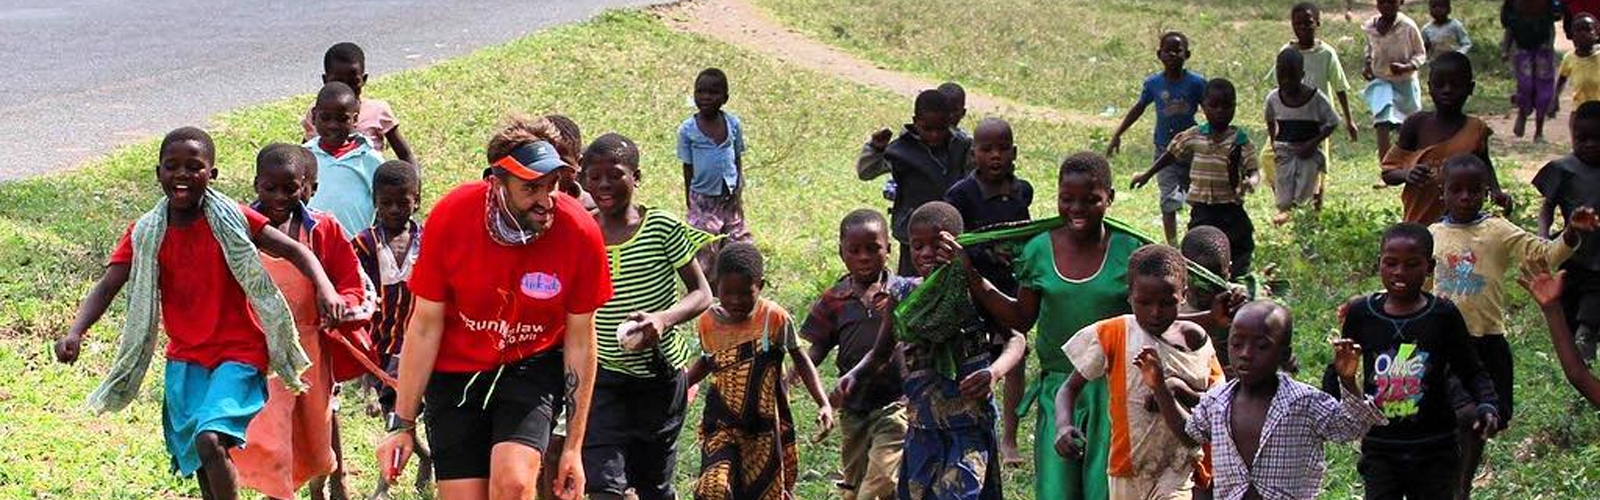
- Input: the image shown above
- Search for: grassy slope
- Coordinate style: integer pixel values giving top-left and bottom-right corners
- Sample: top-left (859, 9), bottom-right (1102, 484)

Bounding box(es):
top-left (0, 10), bottom-right (1107, 499)
top-left (746, 0), bottom-right (1600, 497)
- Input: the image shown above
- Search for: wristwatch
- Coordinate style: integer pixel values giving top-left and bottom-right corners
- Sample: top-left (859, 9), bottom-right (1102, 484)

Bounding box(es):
top-left (386, 413), bottom-right (416, 434)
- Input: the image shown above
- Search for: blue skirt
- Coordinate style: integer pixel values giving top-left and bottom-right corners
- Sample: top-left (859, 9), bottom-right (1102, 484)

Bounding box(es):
top-left (162, 360), bottom-right (267, 476)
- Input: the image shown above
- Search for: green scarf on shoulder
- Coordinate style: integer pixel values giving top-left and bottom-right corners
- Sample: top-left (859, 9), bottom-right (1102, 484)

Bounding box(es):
top-left (88, 189), bottom-right (310, 413)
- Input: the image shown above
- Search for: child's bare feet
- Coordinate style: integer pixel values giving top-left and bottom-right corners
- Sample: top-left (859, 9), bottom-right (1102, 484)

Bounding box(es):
top-left (1514, 116), bottom-right (1527, 138)
top-left (1273, 211), bottom-right (1293, 226)
top-left (1000, 440), bottom-right (1026, 467)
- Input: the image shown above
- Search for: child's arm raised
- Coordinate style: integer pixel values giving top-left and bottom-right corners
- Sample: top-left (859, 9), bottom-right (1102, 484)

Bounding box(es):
top-left (1519, 263), bottom-right (1600, 407)
top-left (55, 263), bottom-right (132, 364)
top-left (789, 345), bottom-right (836, 440)
top-left (1130, 151), bottom-right (1178, 189)
top-left (255, 226), bottom-right (345, 326)
top-left (386, 126), bottom-right (415, 165)
top-left (1134, 348), bottom-right (1201, 448)
top-left (936, 231), bottom-right (1040, 331)
top-left (1315, 338), bottom-right (1387, 442)
top-left (856, 129), bottom-right (894, 180)
top-left (1105, 93), bottom-right (1154, 158)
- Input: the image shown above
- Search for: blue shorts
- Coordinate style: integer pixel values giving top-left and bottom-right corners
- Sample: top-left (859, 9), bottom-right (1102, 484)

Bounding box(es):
top-left (1364, 78), bottom-right (1422, 127)
top-left (162, 360), bottom-right (266, 476)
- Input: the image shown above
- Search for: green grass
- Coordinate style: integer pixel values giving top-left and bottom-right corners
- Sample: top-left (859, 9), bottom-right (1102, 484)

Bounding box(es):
top-left (4, 1), bottom-right (1600, 498)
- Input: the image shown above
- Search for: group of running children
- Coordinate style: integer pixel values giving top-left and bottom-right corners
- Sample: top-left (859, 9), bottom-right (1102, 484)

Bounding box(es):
top-left (46, 0), bottom-right (1600, 499)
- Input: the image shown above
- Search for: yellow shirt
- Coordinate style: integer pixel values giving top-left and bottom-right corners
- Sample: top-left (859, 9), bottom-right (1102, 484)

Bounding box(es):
top-left (1560, 51), bottom-right (1600, 104)
top-left (1430, 216), bottom-right (1576, 336)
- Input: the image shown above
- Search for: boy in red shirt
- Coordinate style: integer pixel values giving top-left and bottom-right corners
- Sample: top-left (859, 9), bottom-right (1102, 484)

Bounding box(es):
top-left (55, 127), bottom-right (344, 500)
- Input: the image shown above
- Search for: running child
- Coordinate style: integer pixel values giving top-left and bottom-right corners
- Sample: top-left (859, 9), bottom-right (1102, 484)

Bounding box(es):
top-left (1534, 101), bottom-right (1600, 362)
top-left (1276, 2), bottom-right (1361, 209)
top-left (855, 89), bottom-right (973, 276)
top-left (1423, 0), bottom-right (1474, 60)
top-left (838, 201), bottom-right (1027, 500)
top-left (1557, 14), bottom-right (1600, 108)
top-left (1362, 0), bottom-right (1427, 160)
top-left (581, 133), bottom-right (716, 500)
top-left (1502, 0), bottom-right (1561, 141)
top-left (1430, 153), bottom-right (1595, 498)
top-left (1327, 223), bottom-right (1500, 500)
top-left (800, 209), bottom-right (906, 500)
top-left (860, 82), bottom-right (971, 213)
top-left (1381, 52), bottom-right (1509, 224)
top-left (687, 242), bottom-right (834, 500)
top-left (1265, 49), bottom-right (1341, 225)
top-left (1106, 32), bottom-right (1208, 245)
top-left (943, 117), bottom-right (1032, 466)
top-left (1058, 245), bottom-right (1225, 500)
top-left (54, 127), bottom-right (344, 500)
top-left (350, 159), bottom-right (432, 499)
top-left (679, 68), bottom-right (752, 274)
top-left (306, 81), bottom-right (387, 238)
top-left (1139, 301), bottom-right (1385, 500)
top-left (1132, 78), bottom-right (1261, 278)
top-left (301, 42), bottom-right (414, 165)
top-left (234, 144), bottom-right (376, 500)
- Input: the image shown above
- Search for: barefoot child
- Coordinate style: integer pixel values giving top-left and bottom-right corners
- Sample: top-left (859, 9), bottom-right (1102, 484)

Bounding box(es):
top-left (839, 202), bottom-right (1026, 500)
top-left (1265, 49), bottom-right (1341, 225)
top-left (687, 242), bottom-right (835, 500)
top-left (1132, 78), bottom-right (1261, 278)
top-left (1107, 32), bottom-right (1208, 244)
top-left (679, 68), bottom-right (752, 274)
top-left (959, 152), bottom-right (1139, 500)
top-left (1380, 52), bottom-right (1509, 224)
top-left (1329, 223), bottom-right (1501, 500)
top-left (350, 159), bottom-right (433, 499)
top-left (581, 133), bottom-right (715, 500)
top-left (801, 209), bottom-right (906, 500)
top-left (855, 90), bottom-right (973, 275)
top-left (301, 42), bottom-right (414, 165)
top-left (306, 81), bottom-right (387, 239)
top-left (234, 144), bottom-right (377, 500)
top-left (943, 117), bottom-right (1032, 466)
top-left (1140, 301), bottom-right (1385, 500)
top-left (1430, 153), bottom-right (1595, 498)
top-left (1502, 0), bottom-right (1560, 141)
top-left (1423, 0), bottom-right (1474, 59)
top-left (1276, 2), bottom-right (1361, 208)
top-left (54, 127), bottom-right (344, 500)
top-left (1362, 0), bottom-right (1427, 160)
top-left (1058, 245), bottom-right (1225, 500)
top-left (1534, 101), bottom-right (1600, 362)
top-left (1557, 14), bottom-right (1600, 108)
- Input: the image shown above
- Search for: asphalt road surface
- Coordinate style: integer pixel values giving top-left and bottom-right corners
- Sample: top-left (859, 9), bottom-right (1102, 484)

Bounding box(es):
top-left (0, 0), bottom-right (660, 181)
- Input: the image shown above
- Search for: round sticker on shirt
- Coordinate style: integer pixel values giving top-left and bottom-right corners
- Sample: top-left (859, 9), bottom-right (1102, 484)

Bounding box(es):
top-left (521, 272), bottom-right (562, 300)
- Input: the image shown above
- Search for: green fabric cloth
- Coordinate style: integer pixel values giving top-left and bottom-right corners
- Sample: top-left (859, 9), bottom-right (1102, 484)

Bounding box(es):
top-left (893, 262), bottom-right (980, 378)
top-left (1028, 371), bottom-right (1111, 500)
top-left (88, 189), bottom-right (309, 413)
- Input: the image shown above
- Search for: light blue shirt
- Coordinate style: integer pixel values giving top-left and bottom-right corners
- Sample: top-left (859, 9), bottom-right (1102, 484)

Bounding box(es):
top-left (676, 111), bottom-right (746, 196)
top-left (306, 135), bottom-right (384, 239)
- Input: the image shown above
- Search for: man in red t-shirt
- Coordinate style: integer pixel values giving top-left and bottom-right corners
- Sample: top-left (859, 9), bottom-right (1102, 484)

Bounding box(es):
top-left (378, 118), bottom-right (613, 500)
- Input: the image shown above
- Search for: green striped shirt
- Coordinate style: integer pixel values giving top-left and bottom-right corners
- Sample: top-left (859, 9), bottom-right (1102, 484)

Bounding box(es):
top-left (595, 208), bottom-right (716, 377)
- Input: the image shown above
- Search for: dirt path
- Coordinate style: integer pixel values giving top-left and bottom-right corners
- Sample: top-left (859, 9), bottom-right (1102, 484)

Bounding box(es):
top-left (652, 0), bottom-right (1114, 128)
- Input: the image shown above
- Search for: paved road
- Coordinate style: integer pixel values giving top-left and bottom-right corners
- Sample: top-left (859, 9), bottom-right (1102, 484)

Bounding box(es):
top-left (0, 0), bottom-right (660, 181)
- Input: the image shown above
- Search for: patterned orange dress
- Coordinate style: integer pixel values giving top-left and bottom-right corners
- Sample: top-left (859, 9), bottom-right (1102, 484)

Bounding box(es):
top-left (694, 298), bottom-right (799, 500)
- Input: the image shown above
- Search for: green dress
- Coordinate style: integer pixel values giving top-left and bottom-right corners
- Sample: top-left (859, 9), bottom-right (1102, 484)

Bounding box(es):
top-left (1014, 227), bottom-right (1141, 500)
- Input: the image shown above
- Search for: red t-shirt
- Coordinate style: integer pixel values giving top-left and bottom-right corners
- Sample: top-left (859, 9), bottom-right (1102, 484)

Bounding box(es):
top-left (108, 204), bottom-right (272, 370)
top-left (409, 181), bottom-right (613, 373)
